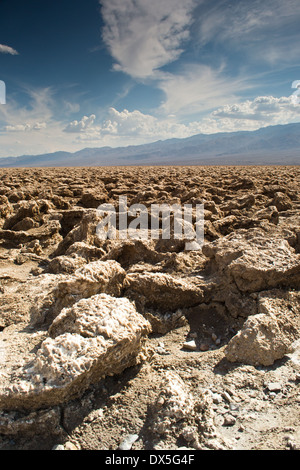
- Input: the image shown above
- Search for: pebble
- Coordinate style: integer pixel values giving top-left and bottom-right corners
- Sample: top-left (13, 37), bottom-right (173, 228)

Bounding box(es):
top-left (199, 343), bottom-right (209, 351)
top-left (181, 426), bottom-right (198, 442)
top-left (52, 444), bottom-right (65, 451)
top-left (156, 346), bottom-right (169, 355)
top-left (223, 414), bottom-right (236, 427)
top-left (266, 382), bottom-right (282, 392)
top-left (229, 402), bottom-right (240, 413)
top-left (183, 340), bottom-right (197, 351)
top-left (64, 441), bottom-right (78, 450)
top-left (211, 333), bottom-right (218, 342)
top-left (222, 391), bottom-right (232, 403)
top-left (118, 434), bottom-right (139, 450)
top-left (211, 392), bottom-right (223, 404)
top-left (157, 396), bottom-right (165, 406)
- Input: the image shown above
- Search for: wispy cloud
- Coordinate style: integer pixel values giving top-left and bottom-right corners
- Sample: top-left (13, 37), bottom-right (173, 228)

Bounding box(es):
top-left (0, 44), bottom-right (19, 55)
top-left (100, 0), bottom-right (196, 79)
top-left (156, 64), bottom-right (256, 118)
top-left (195, 0), bottom-right (300, 66)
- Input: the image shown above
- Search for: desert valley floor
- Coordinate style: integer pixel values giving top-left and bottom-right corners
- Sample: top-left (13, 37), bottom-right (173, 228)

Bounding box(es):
top-left (0, 165), bottom-right (299, 450)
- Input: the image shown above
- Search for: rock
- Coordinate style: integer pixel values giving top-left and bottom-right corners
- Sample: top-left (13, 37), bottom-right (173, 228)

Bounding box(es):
top-left (224, 291), bottom-right (257, 318)
top-left (271, 192), bottom-right (292, 212)
top-left (0, 407), bottom-right (62, 437)
top-left (101, 239), bottom-right (165, 268)
top-left (52, 260), bottom-right (125, 311)
top-left (124, 271), bottom-right (214, 312)
top-left (11, 217), bottom-right (39, 231)
top-left (3, 201), bottom-right (39, 230)
top-left (258, 289), bottom-right (300, 334)
top-left (223, 414), bottom-right (236, 427)
top-left (143, 309), bottom-right (186, 334)
top-left (152, 372), bottom-right (197, 436)
top-left (152, 371), bottom-right (229, 450)
top-left (64, 441), bottom-right (79, 450)
top-left (118, 434), bottom-right (139, 450)
top-left (203, 229), bottom-right (300, 292)
top-left (181, 426), bottom-right (198, 443)
top-left (265, 382), bottom-right (282, 392)
top-left (0, 294), bottom-right (151, 411)
top-left (225, 313), bottom-right (294, 366)
top-left (20, 240), bottom-right (43, 255)
top-left (48, 255), bottom-right (87, 274)
top-left (222, 391), bottom-right (232, 403)
top-left (65, 241), bottom-right (105, 261)
top-left (183, 340), bottom-right (197, 351)
top-left (53, 209), bottom-right (106, 256)
top-left (0, 220), bottom-right (62, 246)
top-left (79, 190), bottom-right (108, 208)
top-left (30, 260), bottom-right (126, 326)
top-left (254, 206), bottom-right (279, 224)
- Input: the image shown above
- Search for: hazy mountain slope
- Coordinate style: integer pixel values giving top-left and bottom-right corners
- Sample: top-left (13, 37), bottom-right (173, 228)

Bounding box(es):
top-left (0, 123), bottom-right (299, 167)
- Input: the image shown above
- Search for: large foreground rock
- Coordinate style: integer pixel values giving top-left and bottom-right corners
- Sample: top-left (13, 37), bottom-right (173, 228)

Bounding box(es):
top-left (0, 294), bottom-right (151, 411)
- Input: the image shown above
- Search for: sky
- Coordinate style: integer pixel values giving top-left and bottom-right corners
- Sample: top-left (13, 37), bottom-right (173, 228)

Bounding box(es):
top-left (0, 0), bottom-right (300, 158)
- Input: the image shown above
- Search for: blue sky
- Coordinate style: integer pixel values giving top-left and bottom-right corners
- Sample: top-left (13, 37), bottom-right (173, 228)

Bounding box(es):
top-left (0, 0), bottom-right (300, 157)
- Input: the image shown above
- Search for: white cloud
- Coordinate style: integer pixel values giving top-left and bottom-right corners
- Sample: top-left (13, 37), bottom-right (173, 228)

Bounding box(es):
top-left (4, 122), bottom-right (47, 132)
top-left (200, 95), bottom-right (300, 133)
top-left (211, 95), bottom-right (300, 122)
top-left (0, 87), bottom-right (83, 157)
top-left (100, 0), bottom-right (196, 79)
top-left (63, 107), bottom-right (203, 145)
top-left (61, 93), bottom-right (300, 149)
top-left (1, 82), bottom-right (300, 158)
top-left (63, 114), bottom-right (96, 133)
top-left (0, 44), bottom-right (19, 55)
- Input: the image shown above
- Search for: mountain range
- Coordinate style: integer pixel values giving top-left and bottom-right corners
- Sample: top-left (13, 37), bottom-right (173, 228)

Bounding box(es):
top-left (0, 122), bottom-right (299, 167)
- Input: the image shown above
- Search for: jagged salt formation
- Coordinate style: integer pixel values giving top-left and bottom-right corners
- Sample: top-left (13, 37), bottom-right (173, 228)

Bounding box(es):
top-left (0, 294), bottom-right (151, 411)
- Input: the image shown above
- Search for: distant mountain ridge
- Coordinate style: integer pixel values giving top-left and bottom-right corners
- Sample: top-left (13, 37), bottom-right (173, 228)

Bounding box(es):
top-left (0, 122), bottom-right (299, 167)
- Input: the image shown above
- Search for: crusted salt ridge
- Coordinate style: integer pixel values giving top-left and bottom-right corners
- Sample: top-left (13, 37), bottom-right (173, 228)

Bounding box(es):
top-left (0, 294), bottom-right (151, 411)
